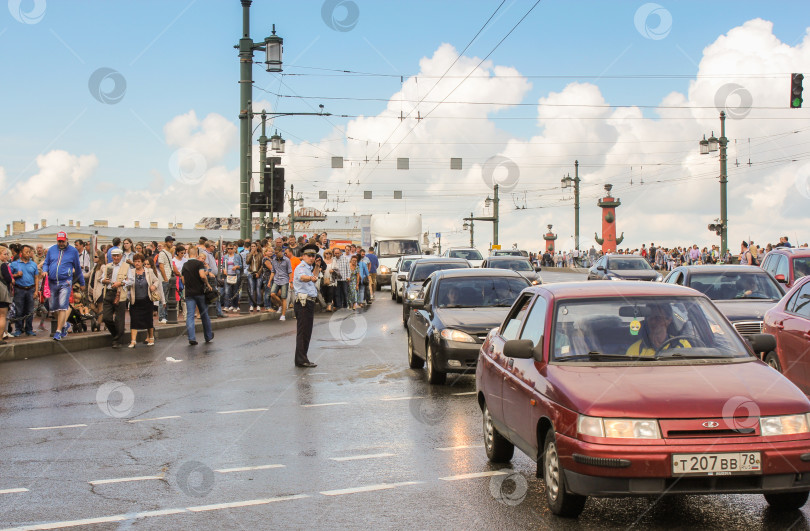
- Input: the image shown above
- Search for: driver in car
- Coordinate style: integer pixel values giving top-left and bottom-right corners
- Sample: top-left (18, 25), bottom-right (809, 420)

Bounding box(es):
top-left (626, 303), bottom-right (691, 357)
top-left (734, 276), bottom-right (758, 298)
top-left (444, 286), bottom-right (461, 307)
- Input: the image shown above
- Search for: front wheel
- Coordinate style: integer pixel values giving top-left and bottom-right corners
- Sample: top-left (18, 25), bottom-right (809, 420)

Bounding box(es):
top-left (483, 404), bottom-right (513, 463)
top-left (407, 332), bottom-right (424, 369)
top-left (764, 491), bottom-right (809, 511)
top-left (543, 428), bottom-right (586, 518)
top-left (765, 352), bottom-right (782, 372)
top-left (391, 286), bottom-right (396, 300)
top-left (426, 344), bottom-right (446, 385)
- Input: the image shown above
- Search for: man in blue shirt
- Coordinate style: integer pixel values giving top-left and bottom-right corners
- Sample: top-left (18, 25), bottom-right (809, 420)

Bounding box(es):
top-left (41, 232), bottom-right (85, 340)
top-left (105, 237), bottom-right (121, 263)
top-left (10, 244), bottom-right (40, 336)
top-left (292, 244), bottom-right (320, 368)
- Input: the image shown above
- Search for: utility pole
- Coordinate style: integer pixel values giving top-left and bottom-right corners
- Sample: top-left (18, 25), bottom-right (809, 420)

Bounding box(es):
top-left (236, 1), bottom-right (283, 240)
top-left (470, 184), bottom-right (500, 248)
top-left (463, 212), bottom-right (475, 248)
top-left (289, 184), bottom-right (296, 238)
top-left (700, 111), bottom-right (729, 256)
top-left (257, 110), bottom-right (268, 239)
top-left (561, 160), bottom-right (581, 250)
top-left (719, 113), bottom-right (728, 256)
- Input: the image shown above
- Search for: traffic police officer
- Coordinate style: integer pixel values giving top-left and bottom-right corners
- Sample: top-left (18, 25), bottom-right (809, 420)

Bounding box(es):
top-left (292, 243), bottom-right (320, 367)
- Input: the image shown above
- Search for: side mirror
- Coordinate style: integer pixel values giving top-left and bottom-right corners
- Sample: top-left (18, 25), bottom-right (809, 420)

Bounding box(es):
top-left (504, 339), bottom-right (535, 359)
top-left (534, 266), bottom-right (542, 272)
top-left (596, 265), bottom-right (605, 271)
top-left (411, 298), bottom-right (425, 309)
top-left (748, 333), bottom-right (776, 354)
top-left (775, 274), bottom-right (787, 283)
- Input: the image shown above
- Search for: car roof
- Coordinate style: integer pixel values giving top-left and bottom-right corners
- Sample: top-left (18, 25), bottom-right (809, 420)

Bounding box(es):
top-left (675, 265), bottom-right (770, 273)
top-left (605, 254), bottom-right (646, 259)
top-left (432, 268), bottom-right (526, 279)
top-left (486, 255), bottom-right (530, 261)
top-left (412, 257), bottom-right (469, 265)
top-left (531, 281), bottom-right (701, 299)
top-left (445, 247), bottom-right (479, 251)
top-left (770, 248), bottom-right (810, 256)
top-left (401, 254), bottom-right (430, 259)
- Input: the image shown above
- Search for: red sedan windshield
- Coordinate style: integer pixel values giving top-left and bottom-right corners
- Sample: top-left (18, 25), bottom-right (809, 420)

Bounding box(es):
top-left (552, 297), bottom-right (749, 361)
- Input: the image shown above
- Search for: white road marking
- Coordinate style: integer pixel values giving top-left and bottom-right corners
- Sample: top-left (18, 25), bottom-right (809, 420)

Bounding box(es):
top-left (89, 475), bottom-right (163, 486)
top-left (439, 470), bottom-right (508, 481)
top-left (126, 415), bottom-right (181, 423)
top-left (329, 453), bottom-right (395, 462)
top-left (3, 495), bottom-right (308, 530)
top-left (187, 494), bottom-right (309, 512)
top-left (11, 514), bottom-right (127, 529)
top-left (215, 464), bottom-right (285, 473)
top-left (380, 396), bottom-right (421, 401)
top-left (320, 481), bottom-right (422, 496)
top-left (216, 408), bottom-right (268, 415)
top-left (451, 391), bottom-right (477, 396)
top-left (435, 444), bottom-right (484, 451)
top-left (0, 488), bottom-right (28, 494)
top-left (28, 424), bottom-right (87, 431)
top-left (300, 402), bottom-right (348, 408)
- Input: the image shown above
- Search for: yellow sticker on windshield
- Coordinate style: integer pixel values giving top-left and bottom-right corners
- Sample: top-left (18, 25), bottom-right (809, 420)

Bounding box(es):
top-left (630, 320), bottom-right (641, 336)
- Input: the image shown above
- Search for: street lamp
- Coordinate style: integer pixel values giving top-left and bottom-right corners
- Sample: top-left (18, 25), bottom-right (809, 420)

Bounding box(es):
top-left (560, 160), bottom-right (581, 251)
top-left (699, 112), bottom-right (729, 257)
top-left (264, 26), bottom-right (283, 72)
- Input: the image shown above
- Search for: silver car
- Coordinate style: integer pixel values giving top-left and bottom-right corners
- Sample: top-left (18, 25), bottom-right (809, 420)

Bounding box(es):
top-left (391, 254), bottom-right (430, 303)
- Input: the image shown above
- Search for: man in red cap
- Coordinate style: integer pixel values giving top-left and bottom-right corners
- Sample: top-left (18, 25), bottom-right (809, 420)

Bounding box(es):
top-left (40, 231), bottom-right (84, 340)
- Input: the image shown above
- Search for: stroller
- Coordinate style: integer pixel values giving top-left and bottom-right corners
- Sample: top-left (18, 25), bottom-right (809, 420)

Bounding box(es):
top-left (67, 283), bottom-right (99, 333)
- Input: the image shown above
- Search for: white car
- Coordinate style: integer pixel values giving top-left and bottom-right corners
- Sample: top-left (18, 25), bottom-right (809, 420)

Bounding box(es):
top-left (391, 254), bottom-right (430, 303)
top-left (442, 247), bottom-right (484, 268)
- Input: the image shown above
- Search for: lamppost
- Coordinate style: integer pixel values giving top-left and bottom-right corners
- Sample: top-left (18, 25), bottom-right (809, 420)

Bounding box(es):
top-left (470, 184), bottom-right (499, 248)
top-left (462, 212), bottom-right (475, 248)
top-left (700, 111), bottom-right (728, 256)
top-left (561, 160), bottom-right (581, 251)
top-left (237, 0), bottom-right (283, 240)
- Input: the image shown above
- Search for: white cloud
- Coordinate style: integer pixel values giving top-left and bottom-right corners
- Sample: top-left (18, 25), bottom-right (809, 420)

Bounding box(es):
top-left (7, 150), bottom-right (98, 207)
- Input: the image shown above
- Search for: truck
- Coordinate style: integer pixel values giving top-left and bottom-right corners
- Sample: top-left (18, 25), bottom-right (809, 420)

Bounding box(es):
top-left (370, 213), bottom-right (422, 290)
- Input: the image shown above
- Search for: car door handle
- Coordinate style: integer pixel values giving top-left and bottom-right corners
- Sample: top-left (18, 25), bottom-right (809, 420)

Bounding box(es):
top-left (775, 322), bottom-right (785, 330)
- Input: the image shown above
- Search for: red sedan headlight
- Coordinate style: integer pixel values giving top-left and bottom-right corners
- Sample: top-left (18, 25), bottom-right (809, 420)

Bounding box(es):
top-left (578, 415), bottom-right (662, 439)
top-left (760, 414), bottom-right (810, 436)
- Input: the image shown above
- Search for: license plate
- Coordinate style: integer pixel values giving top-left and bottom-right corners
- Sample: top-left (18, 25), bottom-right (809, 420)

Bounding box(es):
top-left (672, 452), bottom-right (761, 476)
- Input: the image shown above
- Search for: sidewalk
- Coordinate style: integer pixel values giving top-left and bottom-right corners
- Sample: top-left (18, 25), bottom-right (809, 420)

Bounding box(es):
top-left (0, 311), bottom-right (282, 363)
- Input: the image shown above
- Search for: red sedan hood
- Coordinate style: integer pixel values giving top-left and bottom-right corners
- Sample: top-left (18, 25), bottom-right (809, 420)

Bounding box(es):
top-left (546, 360), bottom-right (810, 419)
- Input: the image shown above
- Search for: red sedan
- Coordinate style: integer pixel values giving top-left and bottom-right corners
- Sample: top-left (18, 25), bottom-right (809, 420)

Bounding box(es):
top-left (762, 275), bottom-right (810, 391)
top-left (476, 282), bottom-right (810, 517)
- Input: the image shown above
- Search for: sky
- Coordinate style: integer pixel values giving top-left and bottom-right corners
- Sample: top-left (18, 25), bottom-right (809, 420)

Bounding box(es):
top-left (1, 0), bottom-right (810, 251)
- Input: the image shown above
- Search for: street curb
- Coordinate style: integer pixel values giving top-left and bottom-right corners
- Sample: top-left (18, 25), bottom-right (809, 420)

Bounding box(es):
top-left (0, 312), bottom-right (281, 363)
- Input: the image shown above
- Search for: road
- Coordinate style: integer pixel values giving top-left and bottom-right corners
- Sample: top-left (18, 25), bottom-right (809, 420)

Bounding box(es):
top-left (1, 270), bottom-right (808, 530)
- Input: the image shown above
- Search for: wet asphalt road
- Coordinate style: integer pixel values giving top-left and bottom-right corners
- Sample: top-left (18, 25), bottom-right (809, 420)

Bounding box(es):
top-left (1, 270), bottom-right (809, 530)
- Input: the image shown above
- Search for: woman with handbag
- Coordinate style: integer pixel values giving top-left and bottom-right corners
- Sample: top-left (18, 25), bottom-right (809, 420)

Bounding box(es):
top-left (347, 255), bottom-right (360, 310)
top-left (222, 243), bottom-right (243, 312)
top-left (127, 253), bottom-right (162, 347)
top-left (88, 250), bottom-right (106, 332)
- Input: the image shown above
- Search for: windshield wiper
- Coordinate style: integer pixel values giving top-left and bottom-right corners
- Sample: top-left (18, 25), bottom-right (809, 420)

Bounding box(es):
top-left (733, 295), bottom-right (773, 300)
top-left (654, 351), bottom-right (731, 360)
top-left (556, 351), bottom-right (655, 362)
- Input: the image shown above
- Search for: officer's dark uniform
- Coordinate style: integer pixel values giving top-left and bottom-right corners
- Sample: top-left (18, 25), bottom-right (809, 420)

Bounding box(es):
top-left (292, 244), bottom-right (319, 367)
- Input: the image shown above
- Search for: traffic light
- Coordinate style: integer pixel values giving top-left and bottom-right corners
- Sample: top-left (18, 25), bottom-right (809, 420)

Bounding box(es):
top-left (249, 192), bottom-right (271, 212)
top-left (791, 73), bottom-right (803, 108)
top-left (708, 223), bottom-right (723, 236)
top-left (272, 167), bottom-right (285, 212)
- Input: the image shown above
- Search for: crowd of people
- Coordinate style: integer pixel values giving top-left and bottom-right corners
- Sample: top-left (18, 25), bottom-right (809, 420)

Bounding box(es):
top-left (0, 231), bottom-right (380, 348)
top-left (533, 236), bottom-right (807, 270)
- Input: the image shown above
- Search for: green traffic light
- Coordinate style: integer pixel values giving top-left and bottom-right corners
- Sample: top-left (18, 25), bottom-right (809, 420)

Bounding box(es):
top-left (792, 97), bottom-right (803, 108)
